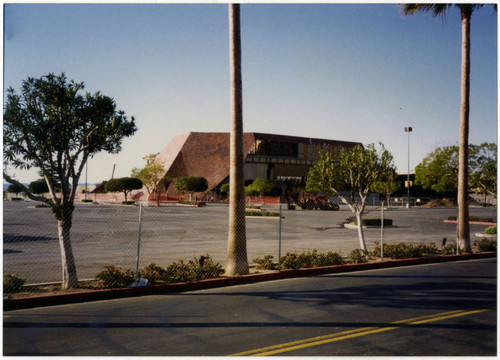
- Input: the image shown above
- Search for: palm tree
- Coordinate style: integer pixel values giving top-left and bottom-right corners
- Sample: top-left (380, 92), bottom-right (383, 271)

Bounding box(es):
top-left (402, 4), bottom-right (496, 252)
top-left (226, 3), bottom-right (249, 275)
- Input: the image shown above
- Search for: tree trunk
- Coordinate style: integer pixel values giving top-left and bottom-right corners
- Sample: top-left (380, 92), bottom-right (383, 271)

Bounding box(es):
top-left (57, 218), bottom-right (79, 289)
top-left (355, 212), bottom-right (369, 255)
top-left (226, 3), bottom-right (248, 276)
top-left (457, 11), bottom-right (471, 252)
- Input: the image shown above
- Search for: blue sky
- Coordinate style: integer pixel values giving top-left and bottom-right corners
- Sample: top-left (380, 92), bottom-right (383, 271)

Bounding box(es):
top-left (3, 3), bottom-right (498, 184)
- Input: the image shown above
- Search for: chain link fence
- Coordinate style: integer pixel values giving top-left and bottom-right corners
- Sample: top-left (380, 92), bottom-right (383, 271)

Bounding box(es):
top-left (3, 198), bottom-right (497, 294)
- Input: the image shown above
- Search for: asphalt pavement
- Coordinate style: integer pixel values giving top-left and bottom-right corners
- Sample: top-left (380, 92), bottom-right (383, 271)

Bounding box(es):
top-left (3, 258), bottom-right (496, 356)
top-left (3, 200), bottom-right (497, 284)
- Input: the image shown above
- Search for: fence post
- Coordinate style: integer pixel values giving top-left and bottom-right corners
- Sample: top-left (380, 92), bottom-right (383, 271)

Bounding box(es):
top-left (134, 204), bottom-right (143, 285)
top-left (278, 203), bottom-right (282, 271)
top-left (381, 200), bottom-right (384, 261)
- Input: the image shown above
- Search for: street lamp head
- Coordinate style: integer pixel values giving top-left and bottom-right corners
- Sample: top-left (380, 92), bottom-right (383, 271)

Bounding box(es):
top-left (405, 127), bottom-right (413, 132)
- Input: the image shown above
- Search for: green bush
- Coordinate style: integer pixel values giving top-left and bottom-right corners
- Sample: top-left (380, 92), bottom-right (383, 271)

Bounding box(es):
top-left (354, 218), bottom-right (393, 226)
top-left (81, 199), bottom-right (93, 203)
top-left (347, 249), bottom-right (368, 264)
top-left (165, 260), bottom-right (192, 283)
top-left (165, 255), bottom-right (224, 283)
top-left (447, 216), bottom-right (493, 223)
top-left (94, 264), bottom-right (135, 288)
top-left (253, 255), bottom-right (278, 270)
top-left (484, 226), bottom-right (497, 235)
top-left (178, 200), bottom-right (206, 206)
top-left (316, 251), bottom-right (345, 266)
top-left (371, 242), bottom-right (439, 259)
top-left (140, 263), bottom-right (167, 284)
top-left (473, 238), bottom-right (497, 252)
top-left (3, 273), bottom-right (26, 293)
top-left (191, 255), bottom-right (224, 280)
top-left (280, 250), bottom-right (344, 270)
top-left (245, 210), bottom-right (279, 217)
top-left (441, 243), bottom-right (461, 255)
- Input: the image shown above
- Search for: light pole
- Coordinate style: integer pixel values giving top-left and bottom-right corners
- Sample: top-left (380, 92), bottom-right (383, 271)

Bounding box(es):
top-left (404, 127), bottom-right (412, 208)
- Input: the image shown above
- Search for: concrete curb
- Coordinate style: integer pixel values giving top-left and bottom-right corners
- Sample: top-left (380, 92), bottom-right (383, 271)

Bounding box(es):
top-left (4, 252), bottom-right (496, 311)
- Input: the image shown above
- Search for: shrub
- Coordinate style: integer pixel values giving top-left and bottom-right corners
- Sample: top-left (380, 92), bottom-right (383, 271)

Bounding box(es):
top-left (178, 200), bottom-right (206, 206)
top-left (81, 199), bottom-right (93, 203)
top-left (441, 243), bottom-right (458, 255)
top-left (354, 218), bottom-right (393, 226)
top-left (316, 251), bottom-right (344, 266)
top-left (245, 210), bottom-right (279, 217)
top-left (347, 249), bottom-right (368, 264)
top-left (371, 242), bottom-right (438, 259)
top-left (280, 250), bottom-right (344, 270)
top-left (94, 265), bottom-right (135, 288)
top-left (473, 238), bottom-right (497, 252)
top-left (280, 252), bottom-right (301, 270)
top-left (447, 216), bottom-right (494, 223)
top-left (165, 260), bottom-right (192, 283)
top-left (189, 255), bottom-right (224, 281)
top-left (484, 226), bottom-right (497, 235)
top-left (4, 273), bottom-right (26, 293)
top-left (140, 263), bottom-right (167, 284)
top-left (165, 255), bottom-right (224, 283)
top-left (253, 255), bottom-right (278, 270)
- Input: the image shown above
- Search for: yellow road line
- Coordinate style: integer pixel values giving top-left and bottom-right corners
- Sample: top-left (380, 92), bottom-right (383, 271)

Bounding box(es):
top-left (229, 308), bottom-right (492, 356)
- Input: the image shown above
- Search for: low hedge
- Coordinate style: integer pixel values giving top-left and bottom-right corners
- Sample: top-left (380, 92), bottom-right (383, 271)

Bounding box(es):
top-left (354, 218), bottom-right (393, 226)
top-left (447, 216), bottom-right (494, 223)
top-left (484, 226), bottom-right (497, 235)
top-left (246, 210), bottom-right (279, 217)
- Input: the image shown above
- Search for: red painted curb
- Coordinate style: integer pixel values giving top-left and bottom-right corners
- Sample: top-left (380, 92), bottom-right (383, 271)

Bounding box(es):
top-left (4, 252), bottom-right (496, 311)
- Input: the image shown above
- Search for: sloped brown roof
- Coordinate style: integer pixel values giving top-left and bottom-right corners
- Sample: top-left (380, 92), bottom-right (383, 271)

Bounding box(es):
top-left (156, 132), bottom-right (255, 192)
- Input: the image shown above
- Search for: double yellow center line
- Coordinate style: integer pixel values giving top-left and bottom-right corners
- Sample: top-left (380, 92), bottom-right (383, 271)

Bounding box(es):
top-left (229, 307), bottom-right (492, 356)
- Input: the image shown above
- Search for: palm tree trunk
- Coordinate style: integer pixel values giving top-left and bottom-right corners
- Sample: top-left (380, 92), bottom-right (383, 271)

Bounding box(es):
top-left (457, 10), bottom-right (471, 252)
top-left (226, 3), bottom-right (248, 276)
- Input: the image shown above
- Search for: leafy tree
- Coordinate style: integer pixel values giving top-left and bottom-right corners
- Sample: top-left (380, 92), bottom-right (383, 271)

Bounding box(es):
top-left (245, 178), bottom-right (273, 197)
top-left (415, 146), bottom-right (459, 193)
top-left (226, 4), bottom-right (248, 275)
top-left (162, 172), bottom-right (174, 204)
top-left (469, 143), bottom-right (497, 203)
top-left (370, 170), bottom-right (400, 206)
top-left (3, 73), bottom-right (137, 288)
top-left (402, 4), bottom-right (496, 253)
top-left (132, 163), bottom-right (166, 203)
top-left (7, 183), bottom-right (24, 197)
top-left (28, 179), bottom-right (50, 195)
top-left (220, 183), bottom-right (230, 195)
top-left (174, 176), bottom-right (208, 201)
top-left (306, 143), bottom-right (395, 254)
top-left (105, 177), bottom-right (142, 202)
top-left (415, 143), bottom-right (497, 202)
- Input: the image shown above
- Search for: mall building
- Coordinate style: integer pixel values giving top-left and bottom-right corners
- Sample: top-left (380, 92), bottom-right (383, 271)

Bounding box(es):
top-left (151, 132), bottom-right (362, 197)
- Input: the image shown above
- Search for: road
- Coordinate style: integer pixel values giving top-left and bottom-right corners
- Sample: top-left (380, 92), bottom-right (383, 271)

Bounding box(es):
top-left (3, 258), bottom-right (496, 356)
top-left (3, 200), bottom-right (497, 283)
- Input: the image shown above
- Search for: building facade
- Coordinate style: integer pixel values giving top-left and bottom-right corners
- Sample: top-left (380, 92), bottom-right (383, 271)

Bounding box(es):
top-left (151, 132), bottom-right (362, 198)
